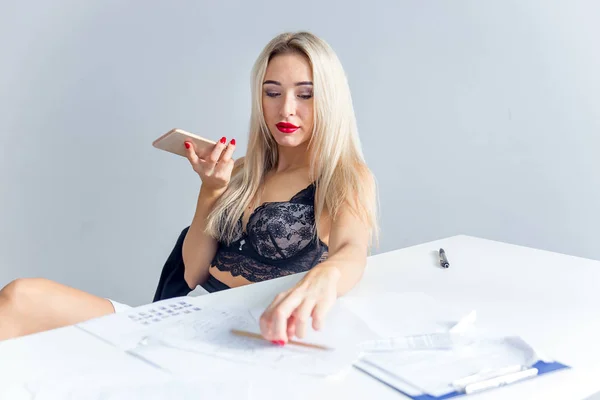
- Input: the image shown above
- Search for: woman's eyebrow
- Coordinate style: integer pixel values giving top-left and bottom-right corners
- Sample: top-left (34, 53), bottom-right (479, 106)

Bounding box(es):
top-left (263, 80), bottom-right (313, 86)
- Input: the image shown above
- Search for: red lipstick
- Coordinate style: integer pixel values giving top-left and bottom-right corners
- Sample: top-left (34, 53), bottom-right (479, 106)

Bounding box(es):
top-left (276, 122), bottom-right (299, 134)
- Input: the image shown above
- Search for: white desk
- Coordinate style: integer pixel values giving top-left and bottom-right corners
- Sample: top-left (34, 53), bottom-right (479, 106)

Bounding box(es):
top-left (1, 235), bottom-right (599, 399)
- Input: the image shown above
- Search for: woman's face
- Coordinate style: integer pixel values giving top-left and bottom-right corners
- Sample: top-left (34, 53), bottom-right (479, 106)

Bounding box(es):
top-left (262, 52), bottom-right (314, 148)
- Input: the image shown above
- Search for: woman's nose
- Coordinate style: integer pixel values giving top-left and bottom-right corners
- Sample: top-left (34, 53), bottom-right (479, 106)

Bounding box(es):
top-left (280, 93), bottom-right (296, 117)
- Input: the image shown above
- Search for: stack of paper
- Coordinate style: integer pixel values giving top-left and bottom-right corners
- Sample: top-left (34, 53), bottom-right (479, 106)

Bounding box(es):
top-left (341, 292), bottom-right (569, 399)
top-left (357, 336), bottom-right (554, 398)
top-left (78, 296), bottom-right (378, 378)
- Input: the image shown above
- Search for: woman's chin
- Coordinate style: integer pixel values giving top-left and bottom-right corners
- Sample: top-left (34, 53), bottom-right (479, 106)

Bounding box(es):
top-left (273, 134), bottom-right (308, 148)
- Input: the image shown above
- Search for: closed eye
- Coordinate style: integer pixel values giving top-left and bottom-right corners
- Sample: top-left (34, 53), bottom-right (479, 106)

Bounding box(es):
top-left (265, 92), bottom-right (312, 99)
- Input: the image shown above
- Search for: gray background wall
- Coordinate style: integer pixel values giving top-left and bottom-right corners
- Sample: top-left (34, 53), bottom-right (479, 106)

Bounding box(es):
top-left (1, 1), bottom-right (598, 306)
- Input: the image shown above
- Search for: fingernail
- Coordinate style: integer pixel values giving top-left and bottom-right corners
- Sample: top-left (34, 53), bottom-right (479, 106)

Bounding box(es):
top-left (184, 142), bottom-right (190, 149)
top-left (220, 137), bottom-right (227, 144)
top-left (230, 138), bottom-right (236, 145)
top-left (271, 340), bottom-right (285, 346)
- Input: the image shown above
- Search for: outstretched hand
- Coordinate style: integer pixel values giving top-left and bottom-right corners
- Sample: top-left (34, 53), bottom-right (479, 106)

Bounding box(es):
top-left (259, 265), bottom-right (340, 344)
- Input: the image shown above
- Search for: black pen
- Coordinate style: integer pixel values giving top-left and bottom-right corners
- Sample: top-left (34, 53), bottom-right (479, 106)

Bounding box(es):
top-left (439, 248), bottom-right (450, 268)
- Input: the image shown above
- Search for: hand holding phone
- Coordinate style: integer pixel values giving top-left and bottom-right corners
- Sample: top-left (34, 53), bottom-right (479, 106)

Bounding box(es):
top-left (153, 128), bottom-right (237, 191)
top-left (152, 128), bottom-right (216, 157)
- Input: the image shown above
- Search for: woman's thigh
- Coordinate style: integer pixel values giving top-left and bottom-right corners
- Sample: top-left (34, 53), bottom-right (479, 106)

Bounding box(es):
top-left (0, 278), bottom-right (116, 340)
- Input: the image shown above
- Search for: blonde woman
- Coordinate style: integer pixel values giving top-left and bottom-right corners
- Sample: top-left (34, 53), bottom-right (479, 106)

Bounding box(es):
top-left (0, 31), bottom-right (378, 344)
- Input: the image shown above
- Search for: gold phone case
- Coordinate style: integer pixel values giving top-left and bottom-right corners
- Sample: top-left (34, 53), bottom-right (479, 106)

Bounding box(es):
top-left (152, 128), bottom-right (216, 157)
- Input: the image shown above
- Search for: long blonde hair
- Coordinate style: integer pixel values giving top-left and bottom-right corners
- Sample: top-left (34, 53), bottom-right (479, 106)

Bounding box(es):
top-left (205, 31), bottom-right (379, 247)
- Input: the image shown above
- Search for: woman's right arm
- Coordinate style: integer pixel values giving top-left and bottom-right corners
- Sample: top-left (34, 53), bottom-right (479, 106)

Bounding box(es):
top-left (181, 137), bottom-right (237, 289)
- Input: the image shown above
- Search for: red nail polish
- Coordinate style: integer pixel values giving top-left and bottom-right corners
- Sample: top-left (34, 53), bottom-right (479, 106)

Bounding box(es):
top-left (184, 142), bottom-right (190, 149)
top-left (271, 340), bottom-right (285, 346)
top-left (220, 137), bottom-right (227, 144)
top-left (230, 138), bottom-right (236, 145)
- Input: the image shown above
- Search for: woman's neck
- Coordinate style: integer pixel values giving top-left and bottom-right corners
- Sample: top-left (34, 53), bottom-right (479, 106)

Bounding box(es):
top-left (275, 142), bottom-right (310, 173)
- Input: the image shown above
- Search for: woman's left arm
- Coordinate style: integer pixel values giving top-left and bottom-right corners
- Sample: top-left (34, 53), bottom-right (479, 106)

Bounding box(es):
top-left (259, 203), bottom-right (370, 344)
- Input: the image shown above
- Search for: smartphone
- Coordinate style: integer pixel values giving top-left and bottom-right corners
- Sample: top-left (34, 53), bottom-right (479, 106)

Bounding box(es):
top-left (152, 128), bottom-right (216, 157)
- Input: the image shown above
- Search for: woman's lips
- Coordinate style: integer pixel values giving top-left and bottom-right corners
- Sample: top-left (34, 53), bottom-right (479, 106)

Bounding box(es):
top-left (276, 122), bottom-right (299, 134)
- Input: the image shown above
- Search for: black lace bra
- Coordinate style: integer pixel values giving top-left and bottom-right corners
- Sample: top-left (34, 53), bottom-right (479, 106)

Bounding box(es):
top-left (210, 183), bottom-right (329, 282)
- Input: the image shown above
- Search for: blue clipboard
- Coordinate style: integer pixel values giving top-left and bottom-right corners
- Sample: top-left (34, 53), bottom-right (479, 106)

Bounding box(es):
top-left (355, 359), bottom-right (570, 399)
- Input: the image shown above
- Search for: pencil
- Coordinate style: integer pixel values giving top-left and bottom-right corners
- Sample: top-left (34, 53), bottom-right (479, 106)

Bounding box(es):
top-left (230, 329), bottom-right (333, 351)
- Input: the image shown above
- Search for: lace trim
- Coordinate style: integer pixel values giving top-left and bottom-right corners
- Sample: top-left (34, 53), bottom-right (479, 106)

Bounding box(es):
top-left (212, 245), bottom-right (328, 282)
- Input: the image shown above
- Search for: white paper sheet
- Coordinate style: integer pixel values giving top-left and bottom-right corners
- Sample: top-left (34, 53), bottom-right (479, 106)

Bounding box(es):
top-left (339, 291), bottom-right (472, 338)
top-left (79, 297), bottom-right (377, 377)
top-left (248, 302), bottom-right (379, 350)
top-left (359, 336), bottom-right (539, 397)
top-left (358, 310), bottom-right (478, 352)
top-left (135, 304), bottom-right (375, 377)
top-left (77, 297), bottom-right (208, 350)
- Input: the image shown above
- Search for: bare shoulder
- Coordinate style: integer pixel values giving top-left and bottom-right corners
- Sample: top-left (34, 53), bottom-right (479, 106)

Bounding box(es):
top-left (233, 156), bottom-right (245, 174)
top-left (234, 156), bottom-right (245, 166)
top-left (339, 163), bottom-right (378, 229)
top-left (352, 163), bottom-right (377, 197)
top-left (359, 163), bottom-right (376, 183)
